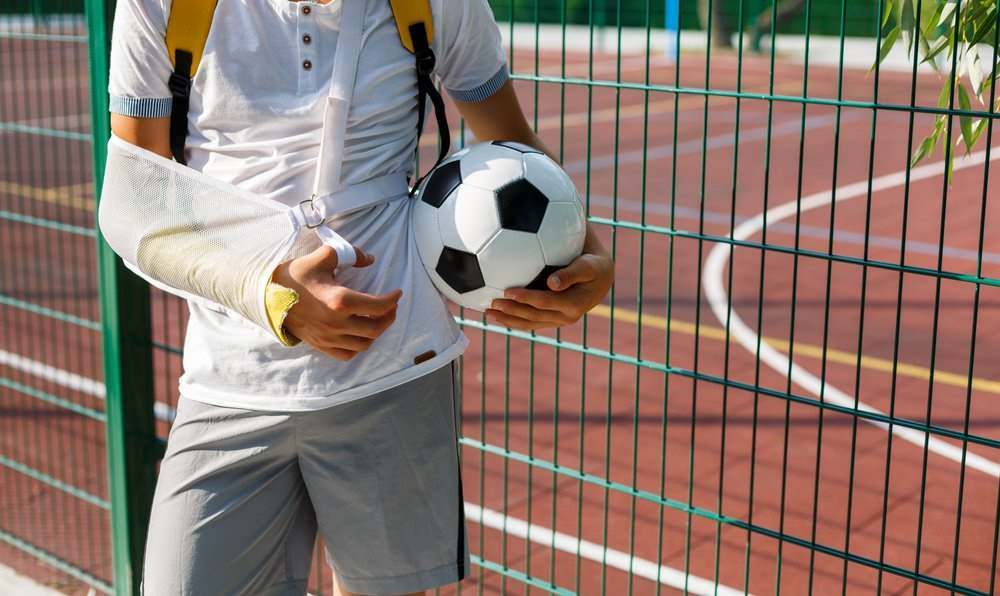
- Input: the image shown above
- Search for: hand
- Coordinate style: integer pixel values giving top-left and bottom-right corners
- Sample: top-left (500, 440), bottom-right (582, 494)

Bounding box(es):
top-left (486, 230), bottom-right (614, 331)
top-left (273, 244), bottom-right (402, 361)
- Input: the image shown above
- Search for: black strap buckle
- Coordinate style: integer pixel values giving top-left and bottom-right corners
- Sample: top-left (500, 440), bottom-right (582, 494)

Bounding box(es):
top-left (168, 71), bottom-right (191, 99)
top-left (415, 48), bottom-right (436, 76)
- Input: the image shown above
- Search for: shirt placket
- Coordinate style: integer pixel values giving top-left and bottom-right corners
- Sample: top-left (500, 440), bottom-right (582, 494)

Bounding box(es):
top-left (296, 2), bottom-right (317, 94)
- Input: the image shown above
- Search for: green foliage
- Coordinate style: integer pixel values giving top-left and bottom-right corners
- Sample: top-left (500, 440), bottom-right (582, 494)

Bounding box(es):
top-left (878, 0), bottom-right (1000, 171)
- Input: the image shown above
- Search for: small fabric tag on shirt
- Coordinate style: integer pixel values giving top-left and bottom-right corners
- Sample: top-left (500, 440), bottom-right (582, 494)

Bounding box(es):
top-left (414, 350), bottom-right (437, 365)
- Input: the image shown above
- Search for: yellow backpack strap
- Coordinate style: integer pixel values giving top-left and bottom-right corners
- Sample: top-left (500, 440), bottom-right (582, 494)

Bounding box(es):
top-left (389, 0), bottom-right (450, 193)
top-left (164, 0), bottom-right (218, 165)
top-left (388, 0), bottom-right (435, 52)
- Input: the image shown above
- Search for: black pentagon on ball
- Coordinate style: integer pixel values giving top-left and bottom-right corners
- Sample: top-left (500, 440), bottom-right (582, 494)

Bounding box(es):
top-left (436, 246), bottom-right (486, 294)
top-left (491, 140), bottom-right (542, 154)
top-left (496, 178), bottom-right (549, 233)
top-left (420, 159), bottom-right (462, 208)
top-left (526, 265), bottom-right (563, 291)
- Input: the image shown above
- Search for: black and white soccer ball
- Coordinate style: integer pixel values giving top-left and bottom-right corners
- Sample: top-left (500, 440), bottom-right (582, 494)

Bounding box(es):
top-left (412, 141), bottom-right (587, 311)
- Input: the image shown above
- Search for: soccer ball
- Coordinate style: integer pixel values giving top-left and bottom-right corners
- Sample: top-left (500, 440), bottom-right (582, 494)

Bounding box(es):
top-left (412, 140), bottom-right (587, 312)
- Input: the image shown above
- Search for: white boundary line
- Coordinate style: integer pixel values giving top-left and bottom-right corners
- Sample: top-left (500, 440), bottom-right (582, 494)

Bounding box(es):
top-left (0, 563), bottom-right (64, 596)
top-left (465, 503), bottom-right (748, 595)
top-left (0, 355), bottom-right (744, 593)
top-left (703, 147), bottom-right (1000, 478)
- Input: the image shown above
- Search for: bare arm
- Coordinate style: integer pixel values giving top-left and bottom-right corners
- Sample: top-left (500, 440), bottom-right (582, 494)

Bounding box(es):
top-left (110, 114), bottom-right (172, 158)
top-left (454, 81), bottom-right (615, 331)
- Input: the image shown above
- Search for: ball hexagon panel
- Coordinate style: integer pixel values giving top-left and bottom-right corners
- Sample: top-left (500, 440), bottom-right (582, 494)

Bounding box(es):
top-left (420, 159), bottom-right (462, 208)
top-left (438, 184), bottom-right (501, 253)
top-left (478, 229), bottom-right (546, 290)
top-left (496, 178), bottom-right (549, 233)
top-left (435, 246), bottom-right (485, 294)
top-left (491, 140), bottom-right (542, 154)
top-left (412, 199), bottom-right (443, 270)
top-left (459, 144), bottom-right (524, 191)
top-left (536, 201), bottom-right (587, 266)
top-left (522, 152), bottom-right (579, 204)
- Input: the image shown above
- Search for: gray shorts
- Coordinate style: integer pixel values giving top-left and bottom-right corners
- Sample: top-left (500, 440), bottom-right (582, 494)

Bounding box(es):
top-left (142, 362), bottom-right (468, 596)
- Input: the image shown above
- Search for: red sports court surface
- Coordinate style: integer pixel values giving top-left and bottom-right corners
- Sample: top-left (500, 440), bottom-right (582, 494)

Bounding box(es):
top-left (2, 31), bottom-right (1000, 595)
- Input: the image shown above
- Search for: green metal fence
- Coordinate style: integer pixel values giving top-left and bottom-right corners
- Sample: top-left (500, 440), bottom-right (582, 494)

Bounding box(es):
top-left (2, 0), bottom-right (1000, 594)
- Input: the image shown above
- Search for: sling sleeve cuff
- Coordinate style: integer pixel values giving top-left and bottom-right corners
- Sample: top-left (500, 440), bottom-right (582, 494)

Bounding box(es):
top-left (265, 280), bottom-right (301, 347)
top-left (109, 95), bottom-right (172, 118)
top-left (446, 65), bottom-right (508, 103)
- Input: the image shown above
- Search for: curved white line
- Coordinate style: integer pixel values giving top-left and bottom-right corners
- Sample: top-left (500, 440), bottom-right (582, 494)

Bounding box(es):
top-left (703, 148), bottom-right (1000, 478)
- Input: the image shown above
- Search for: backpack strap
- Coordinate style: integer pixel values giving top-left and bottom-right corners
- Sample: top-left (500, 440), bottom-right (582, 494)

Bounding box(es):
top-left (388, 0), bottom-right (450, 193)
top-left (165, 0), bottom-right (218, 165)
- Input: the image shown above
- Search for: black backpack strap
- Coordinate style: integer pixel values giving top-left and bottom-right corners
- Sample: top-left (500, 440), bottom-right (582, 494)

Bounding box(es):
top-left (168, 49), bottom-right (193, 165)
top-left (408, 21), bottom-right (450, 194)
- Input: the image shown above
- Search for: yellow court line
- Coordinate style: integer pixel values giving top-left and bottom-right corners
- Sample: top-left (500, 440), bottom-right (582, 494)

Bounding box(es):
top-left (0, 180), bottom-right (93, 212)
top-left (589, 305), bottom-right (1000, 396)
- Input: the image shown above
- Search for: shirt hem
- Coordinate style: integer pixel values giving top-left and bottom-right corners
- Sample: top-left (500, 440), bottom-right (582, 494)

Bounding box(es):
top-left (446, 64), bottom-right (508, 103)
top-left (109, 95), bottom-right (172, 118)
top-left (177, 334), bottom-right (469, 412)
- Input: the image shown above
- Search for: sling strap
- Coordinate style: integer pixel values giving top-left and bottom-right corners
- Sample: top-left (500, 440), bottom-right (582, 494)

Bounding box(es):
top-left (164, 0), bottom-right (218, 165)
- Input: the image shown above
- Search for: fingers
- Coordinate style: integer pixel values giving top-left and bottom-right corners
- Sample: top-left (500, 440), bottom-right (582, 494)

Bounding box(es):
top-left (503, 287), bottom-right (566, 311)
top-left (343, 309), bottom-right (397, 339)
top-left (489, 298), bottom-right (571, 326)
top-left (485, 309), bottom-right (551, 331)
top-left (353, 245), bottom-right (375, 268)
top-left (328, 287), bottom-right (403, 317)
top-left (545, 256), bottom-right (599, 291)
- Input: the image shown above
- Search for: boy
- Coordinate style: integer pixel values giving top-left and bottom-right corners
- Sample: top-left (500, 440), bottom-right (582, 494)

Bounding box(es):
top-left (107, 0), bottom-right (613, 593)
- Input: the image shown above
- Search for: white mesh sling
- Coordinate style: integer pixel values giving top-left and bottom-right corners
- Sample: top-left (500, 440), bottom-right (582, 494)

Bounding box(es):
top-left (98, 0), bottom-right (405, 339)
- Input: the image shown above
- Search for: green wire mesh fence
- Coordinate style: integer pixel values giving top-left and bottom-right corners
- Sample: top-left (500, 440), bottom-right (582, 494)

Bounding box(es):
top-left (2, 0), bottom-right (999, 594)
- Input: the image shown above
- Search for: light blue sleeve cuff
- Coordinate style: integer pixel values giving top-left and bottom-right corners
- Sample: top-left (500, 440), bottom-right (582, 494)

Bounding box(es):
top-left (109, 95), bottom-right (173, 118)
top-left (446, 65), bottom-right (509, 103)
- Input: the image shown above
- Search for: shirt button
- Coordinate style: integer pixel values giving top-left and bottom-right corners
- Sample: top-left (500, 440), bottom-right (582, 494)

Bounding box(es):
top-left (302, 60), bottom-right (312, 70)
top-left (302, 34), bottom-right (312, 44)
top-left (302, 5), bottom-right (311, 14)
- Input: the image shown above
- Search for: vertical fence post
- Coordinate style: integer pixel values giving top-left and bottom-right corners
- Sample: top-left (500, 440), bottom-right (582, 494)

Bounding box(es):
top-left (85, 0), bottom-right (159, 593)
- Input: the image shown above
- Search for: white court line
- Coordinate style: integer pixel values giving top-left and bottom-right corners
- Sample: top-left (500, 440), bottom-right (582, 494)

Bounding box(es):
top-left (586, 194), bottom-right (1000, 265)
top-left (0, 350), bottom-right (176, 423)
top-left (0, 354), bottom-right (744, 593)
top-left (0, 563), bottom-right (63, 596)
top-left (466, 503), bottom-right (748, 595)
top-left (703, 148), bottom-right (1000, 478)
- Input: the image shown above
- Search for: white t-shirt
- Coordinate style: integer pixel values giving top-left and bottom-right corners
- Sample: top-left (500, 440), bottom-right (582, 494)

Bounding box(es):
top-left (108, 0), bottom-right (508, 410)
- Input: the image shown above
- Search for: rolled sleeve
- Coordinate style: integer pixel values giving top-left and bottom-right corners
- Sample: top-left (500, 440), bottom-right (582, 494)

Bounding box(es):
top-left (108, 0), bottom-right (174, 118)
top-left (109, 95), bottom-right (172, 118)
top-left (433, 0), bottom-right (508, 104)
top-left (447, 64), bottom-right (509, 103)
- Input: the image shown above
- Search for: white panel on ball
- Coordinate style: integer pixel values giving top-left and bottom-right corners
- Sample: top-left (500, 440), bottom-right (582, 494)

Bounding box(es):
top-left (536, 202), bottom-right (587, 266)
top-left (438, 185), bottom-right (501, 253)
top-left (478, 230), bottom-right (546, 290)
top-left (522, 152), bottom-right (579, 203)
top-left (411, 200), bottom-right (444, 269)
top-left (459, 145), bottom-right (524, 191)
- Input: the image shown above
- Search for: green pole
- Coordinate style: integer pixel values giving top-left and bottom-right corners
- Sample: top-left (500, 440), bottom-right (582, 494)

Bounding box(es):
top-left (85, 0), bottom-right (158, 594)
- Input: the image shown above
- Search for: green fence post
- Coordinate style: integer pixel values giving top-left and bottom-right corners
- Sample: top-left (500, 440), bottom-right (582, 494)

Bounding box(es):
top-left (85, 0), bottom-right (159, 593)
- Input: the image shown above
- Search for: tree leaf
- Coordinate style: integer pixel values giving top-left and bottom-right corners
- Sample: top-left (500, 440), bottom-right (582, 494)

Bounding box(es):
top-left (877, 26), bottom-right (902, 66)
top-left (911, 131), bottom-right (940, 166)
top-left (957, 83), bottom-right (975, 151)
